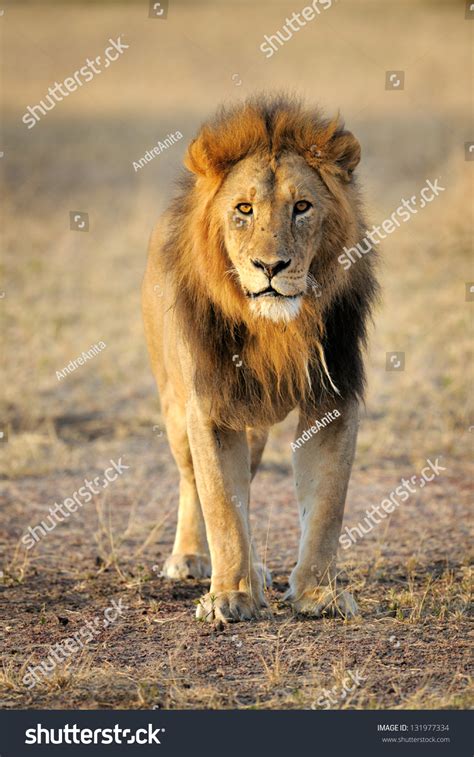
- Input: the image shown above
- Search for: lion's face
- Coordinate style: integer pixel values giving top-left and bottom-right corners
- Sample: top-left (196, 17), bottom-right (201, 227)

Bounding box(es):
top-left (216, 152), bottom-right (327, 323)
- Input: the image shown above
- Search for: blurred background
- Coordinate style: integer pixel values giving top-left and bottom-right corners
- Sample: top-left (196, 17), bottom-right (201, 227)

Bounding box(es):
top-left (0, 0), bottom-right (474, 475)
top-left (1, 0), bottom-right (472, 476)
top-left (0, 0), bottom-right (472, 710)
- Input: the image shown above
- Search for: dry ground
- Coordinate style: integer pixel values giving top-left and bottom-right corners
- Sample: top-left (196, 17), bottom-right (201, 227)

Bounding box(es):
top-left (1, 0), bottom-right (473, 710)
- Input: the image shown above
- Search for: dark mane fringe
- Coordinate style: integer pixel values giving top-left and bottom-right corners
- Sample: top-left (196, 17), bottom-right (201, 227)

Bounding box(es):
top-left (162, 95), bottom-right (379, 429)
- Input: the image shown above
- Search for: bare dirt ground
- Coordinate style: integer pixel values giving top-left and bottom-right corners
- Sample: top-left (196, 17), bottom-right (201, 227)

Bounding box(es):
top-left (1, 0), bottom-right (473, 710)
top-left (1, 429), bottom-right (473, 710)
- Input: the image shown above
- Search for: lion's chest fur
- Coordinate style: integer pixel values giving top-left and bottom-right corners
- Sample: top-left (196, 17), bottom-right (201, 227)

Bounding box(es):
top-left (191, 317), bottom-right (323, 430)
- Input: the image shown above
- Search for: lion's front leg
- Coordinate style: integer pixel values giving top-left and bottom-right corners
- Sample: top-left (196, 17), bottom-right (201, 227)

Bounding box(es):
top-left (186, 400), bottom-right (266, 624)
top-left (285, 400), bottom-right (359, 618)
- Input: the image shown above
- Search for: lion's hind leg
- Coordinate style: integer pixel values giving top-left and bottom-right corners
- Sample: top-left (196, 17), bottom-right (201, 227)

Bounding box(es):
top-left (161, 400), bottom-right (211, 580)
top-left (247, 426), bottom-right (269, 481)
top-left (246, 426), bottom-right (272, 588)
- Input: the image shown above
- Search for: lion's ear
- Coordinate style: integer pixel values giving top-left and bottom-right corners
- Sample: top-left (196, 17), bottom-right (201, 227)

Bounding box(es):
top-left (184, 136), bottom-right (211, 177)
top-left (326, 130), bottom-right (361, 182)
top-left (184, 134), bottom-right (228, 181)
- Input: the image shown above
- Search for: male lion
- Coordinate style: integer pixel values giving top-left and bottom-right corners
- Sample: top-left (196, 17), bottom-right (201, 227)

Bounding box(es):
top-left (142, 95), bottom-right (378, 623)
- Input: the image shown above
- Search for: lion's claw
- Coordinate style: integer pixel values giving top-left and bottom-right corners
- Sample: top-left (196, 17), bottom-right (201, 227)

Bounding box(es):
top-left (195, 590), bottom-right (265, 624)
top-left (285, 587), bottom-right (358, 618)
top-left (162, 553), bottom-right (211, 580)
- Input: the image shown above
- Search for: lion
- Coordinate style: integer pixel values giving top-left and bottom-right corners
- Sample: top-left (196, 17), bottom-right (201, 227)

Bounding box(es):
top-left (142, 95), bottom-right (378, 623)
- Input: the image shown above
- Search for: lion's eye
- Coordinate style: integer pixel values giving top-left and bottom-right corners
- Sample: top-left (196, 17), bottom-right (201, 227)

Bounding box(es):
top-left (236, 203), bottom-right (253, 215)
top-left (294, 200), bottom-right (312, 215)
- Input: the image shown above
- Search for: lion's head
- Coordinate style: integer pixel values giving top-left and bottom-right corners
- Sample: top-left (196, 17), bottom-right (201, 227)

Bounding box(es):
top-left (211, 151), bottom-right (331, 324)
top-left (162, 95), bottom-right (377, 428)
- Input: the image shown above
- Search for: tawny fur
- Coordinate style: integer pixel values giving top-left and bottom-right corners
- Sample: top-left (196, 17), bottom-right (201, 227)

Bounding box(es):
top-left (142, 95), bottom-right (379, 622)
top-left (159, 95), bottom-right (377, 430)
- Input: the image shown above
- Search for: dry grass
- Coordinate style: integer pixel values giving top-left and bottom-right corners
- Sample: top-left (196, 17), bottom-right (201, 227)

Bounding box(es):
top-left (1, 0), bottom-right (472, 710)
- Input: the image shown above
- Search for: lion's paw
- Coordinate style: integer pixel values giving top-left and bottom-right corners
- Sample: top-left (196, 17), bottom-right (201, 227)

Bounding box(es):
top-left (285, 586), bottom-right (358, 619)
top-left (195, 590), bottom-right (265, 624)
top-left (162, 553), bottom-right (211, 580)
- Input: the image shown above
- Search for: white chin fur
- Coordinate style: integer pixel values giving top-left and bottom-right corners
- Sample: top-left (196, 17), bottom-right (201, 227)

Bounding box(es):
top-left (249, 296), bottom-right (302, 323)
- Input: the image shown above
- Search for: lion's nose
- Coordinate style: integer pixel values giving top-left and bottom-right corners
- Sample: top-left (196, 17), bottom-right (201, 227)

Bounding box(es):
top-left (251, 258), bottom-right (291, 278)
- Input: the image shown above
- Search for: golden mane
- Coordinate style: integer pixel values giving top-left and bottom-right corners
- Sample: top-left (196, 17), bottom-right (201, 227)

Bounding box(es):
top-left (162, 95), bottom-right (378, 429)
